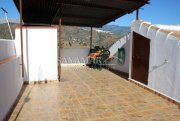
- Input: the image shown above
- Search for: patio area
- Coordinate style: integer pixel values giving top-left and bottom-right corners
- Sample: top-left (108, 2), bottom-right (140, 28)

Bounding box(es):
top-left (9, 65), bottom-right (180, 121)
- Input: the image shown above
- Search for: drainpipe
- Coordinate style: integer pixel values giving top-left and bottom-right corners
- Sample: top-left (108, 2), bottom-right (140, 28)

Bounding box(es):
top-left (19, 0), bottom-right (24, 78)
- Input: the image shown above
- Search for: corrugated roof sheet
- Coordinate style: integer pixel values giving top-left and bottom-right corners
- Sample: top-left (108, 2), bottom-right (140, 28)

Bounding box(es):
top-left (13, 0), bottom-right (149, 27)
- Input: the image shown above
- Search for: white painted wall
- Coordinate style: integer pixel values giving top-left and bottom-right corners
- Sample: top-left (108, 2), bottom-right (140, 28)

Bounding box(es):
top-left (108, 33), bottom-right (130, 73)
top-left (0, 57), bottom-right (23, 121)
top-left (15, 27), bottom-right (58, 82)
top-left (0, 39), bottom-right (23, 121)
top-left (0, 39), bottom-right (16, 60)
top-left (61, 48), bottom-right (90, 64)
top-left (130, 20), bottom-right (180, 102)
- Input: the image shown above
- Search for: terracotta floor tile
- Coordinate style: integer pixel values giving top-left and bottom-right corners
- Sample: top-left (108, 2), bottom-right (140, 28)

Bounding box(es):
top-left (8, 66), bottom-right (179, 121)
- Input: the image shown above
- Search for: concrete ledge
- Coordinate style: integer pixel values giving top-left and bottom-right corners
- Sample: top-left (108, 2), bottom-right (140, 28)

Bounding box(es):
top-left (108, 68), bottom-right (129, 80)
top-left (61, 63), bottom-right (86, 66)
top-left (129, 78), bottom-right (180, 106)
top-left (24, 80), bottom-right (59, 85)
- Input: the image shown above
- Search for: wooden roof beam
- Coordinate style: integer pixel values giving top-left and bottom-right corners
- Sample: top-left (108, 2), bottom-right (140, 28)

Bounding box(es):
top-left (62, 15), bottom-right (102, 20)
top-left (122, 0), bottom-right (150, 4)
top-left (56, 2), bottom-right (131, 13)
top-left (50, 10), bottom-right (103, 25)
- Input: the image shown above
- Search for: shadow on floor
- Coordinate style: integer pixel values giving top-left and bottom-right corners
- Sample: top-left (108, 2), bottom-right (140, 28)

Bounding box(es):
top-left (6, 84), bottom-right (32, 121)
top-left (107, 68), bottom-right (129, 80)
top-left (87, 64), bottom-right (129, 80)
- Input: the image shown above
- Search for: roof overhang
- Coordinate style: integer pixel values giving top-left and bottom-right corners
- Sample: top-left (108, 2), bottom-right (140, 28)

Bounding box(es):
top-left (13, 0), bottom-right (149, 27)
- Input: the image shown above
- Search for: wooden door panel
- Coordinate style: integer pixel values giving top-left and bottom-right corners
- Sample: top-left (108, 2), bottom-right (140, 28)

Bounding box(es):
top-left (132, 32), bottom-right (150, 85)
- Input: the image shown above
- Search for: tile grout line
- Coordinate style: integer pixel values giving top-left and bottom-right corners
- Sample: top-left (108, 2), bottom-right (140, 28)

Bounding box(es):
top-left (71, 66), bottom-right (114, 120)
top-left (76, 67), bottom-right (121, 120)
top-left (67, 66), bottom-right (91, 121)
top-left (73, 67), bottom-right (177, 120)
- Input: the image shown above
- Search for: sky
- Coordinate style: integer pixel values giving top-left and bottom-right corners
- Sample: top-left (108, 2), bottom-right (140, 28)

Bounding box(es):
top-left (0, 0), bottom-right (180, 26)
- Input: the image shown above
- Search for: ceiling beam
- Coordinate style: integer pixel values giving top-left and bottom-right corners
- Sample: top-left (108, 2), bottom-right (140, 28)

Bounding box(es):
top-left (97, 2), bottom-right (148, 27)
top-left (13, 0), bottom-right (149, 27)
top-left (121, 0), bottom-right (149, 4)
top-left (96, 12), bottom-right (126, 27)
top-left (24, 12), bottom-right (102, 20)
top-left (62, 15), bottom-right (102, 20)
top-left (56, 2), bottom-right (131, 13)
top-left (60, 22), bottom-right (97, 27)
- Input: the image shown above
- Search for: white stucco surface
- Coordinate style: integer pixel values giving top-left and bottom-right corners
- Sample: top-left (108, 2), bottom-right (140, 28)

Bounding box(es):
top-left (108, 33), bottom-right (130, 73)
top-left (0, 39), bottom-right (23, 121)
top-left (130, 20), bottom-right (180, 102)
top-left (0, 39), bottom-right (16, 60)
top-left (15, 27), bottom-right (58, 82)
top-left (61, 48), bottom-right (90, 64)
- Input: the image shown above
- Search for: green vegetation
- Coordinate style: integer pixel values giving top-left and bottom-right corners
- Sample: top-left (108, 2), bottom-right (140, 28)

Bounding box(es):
top-left (0, 23), bottom-right (17, 39)
top-left (0, 23), bottom-right (130, 48)
top-left (61, 26), bottom-right (129, 48)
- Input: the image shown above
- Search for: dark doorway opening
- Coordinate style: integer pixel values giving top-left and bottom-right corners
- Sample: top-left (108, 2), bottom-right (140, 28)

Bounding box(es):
top-left (132, 32), bottom-right (150, 85)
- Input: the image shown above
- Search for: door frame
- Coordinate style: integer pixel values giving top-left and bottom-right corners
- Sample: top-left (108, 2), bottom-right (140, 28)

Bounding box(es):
top-left (130, 31), bottom-right (150, 85)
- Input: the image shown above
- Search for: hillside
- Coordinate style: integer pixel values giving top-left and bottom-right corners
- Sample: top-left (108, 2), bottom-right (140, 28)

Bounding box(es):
top-left (0, 22), bottom-right (130, 48)
top-left (61, 26), bottom-right (127, 48)
top-left (100, 25), bottom-right (130, 36)
top-left (0, 23), bottom-right (18, 39)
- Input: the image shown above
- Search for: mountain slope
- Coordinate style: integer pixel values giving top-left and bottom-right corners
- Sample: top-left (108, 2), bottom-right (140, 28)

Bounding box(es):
top-left (0, 23), bottom-right (18, 39)
top-left (101, 25), bottom-right (130, 36)
top-left (0, 21), bottom-right (130, 48)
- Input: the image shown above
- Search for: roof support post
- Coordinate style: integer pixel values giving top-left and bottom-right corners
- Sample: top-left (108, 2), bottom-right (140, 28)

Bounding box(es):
top-left (58, 19), bottom-right (62, 81)
top-left (136, 9), bottom-right (139, 20)
top-left (90, 27), bottom-right (93, 51)
top-left (19, 0), bottom-right (24, 78)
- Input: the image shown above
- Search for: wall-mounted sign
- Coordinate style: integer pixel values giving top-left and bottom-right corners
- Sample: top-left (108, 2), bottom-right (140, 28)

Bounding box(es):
top-left (118, 48), bottom-right (125, 66)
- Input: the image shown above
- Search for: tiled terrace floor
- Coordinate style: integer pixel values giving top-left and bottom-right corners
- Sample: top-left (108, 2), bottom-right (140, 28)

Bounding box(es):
top-left (9, 65), bottom-right (180, 121)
